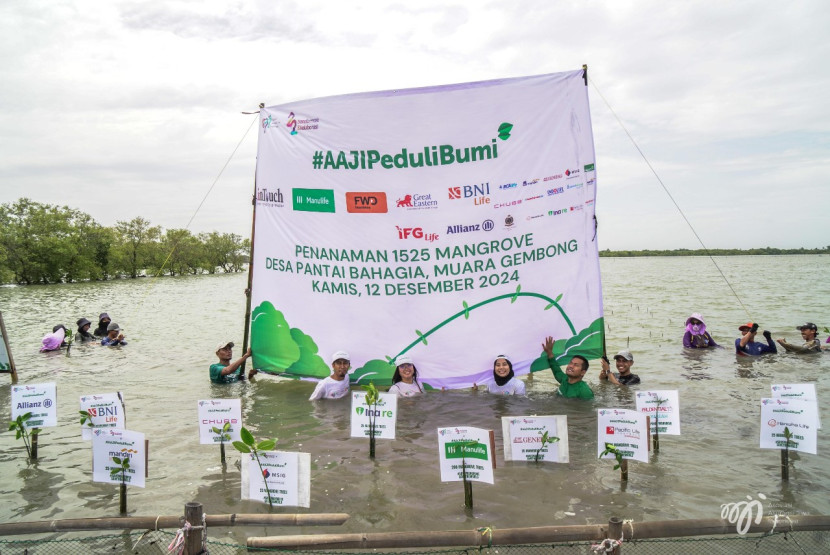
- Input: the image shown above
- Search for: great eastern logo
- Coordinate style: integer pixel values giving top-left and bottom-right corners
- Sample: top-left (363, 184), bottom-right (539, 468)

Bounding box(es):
top-left (346, 192), bottom-right (388, 213)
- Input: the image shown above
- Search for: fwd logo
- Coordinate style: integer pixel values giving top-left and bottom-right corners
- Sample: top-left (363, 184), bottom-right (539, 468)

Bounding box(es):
top-left (346, 192), bottom-right (388, 213)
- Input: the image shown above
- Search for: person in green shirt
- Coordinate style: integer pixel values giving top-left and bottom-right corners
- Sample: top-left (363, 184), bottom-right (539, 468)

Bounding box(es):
top-left (210, 341), bottom-right (253, 383)
top-left (542, 336), bottom-right (594, 400)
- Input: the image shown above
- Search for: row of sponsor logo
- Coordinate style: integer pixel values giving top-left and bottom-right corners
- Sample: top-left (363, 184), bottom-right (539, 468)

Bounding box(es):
top-left (258, 177), bottom-right (594, 215)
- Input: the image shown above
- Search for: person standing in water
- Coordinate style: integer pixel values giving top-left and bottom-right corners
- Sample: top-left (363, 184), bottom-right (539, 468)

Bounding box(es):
top-left (387, 355), bottom-right (424, 397)
top-left (309, 351), bottom-right (352, 400)
top-left (683, 313), bottom-right (719, 348)
top-left (487, 354), bottom-right (526, 395)
top-left (777, 323), bottom-right (822, 353)
top-left (735, 322), bottom-right (776, 356)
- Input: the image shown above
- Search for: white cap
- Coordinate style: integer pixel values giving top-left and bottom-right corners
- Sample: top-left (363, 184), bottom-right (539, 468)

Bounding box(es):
top-left (614, 350), bottom-right (633, 361)
top-left (396, 355), bottom-right (414, 366)
top-left (216, 341), bottom-right (234, 351)
top-left (494, 354), bottom-right (511, 363)
top-left (331, 350), bottom-right (350, 363)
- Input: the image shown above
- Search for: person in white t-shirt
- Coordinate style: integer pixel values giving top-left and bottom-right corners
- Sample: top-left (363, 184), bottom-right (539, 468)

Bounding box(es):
top-left (387, 355), bottom-right (424, 397)
top-left (308, 350), bottom-right (351, 401)
top-left (487, 354), bottom-right (526, 396)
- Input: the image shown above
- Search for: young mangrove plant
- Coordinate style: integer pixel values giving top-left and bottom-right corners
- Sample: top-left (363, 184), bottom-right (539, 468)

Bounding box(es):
top-left (534, 431), bottom-right (560, 462)
top-left (599, 442), bottom-right (628, 481)
top-left (363, 382), bottom-right (379, 459)
top-left (8, 412), bottom-right (39, 460)
top-left (781, 426), bottom-right (794, 481)
top-left (110, 454), bottom-right (131, 513)
top-left (652, 395), bottom-right (667, 452)
top-left (79, 410), bottom-right (94, 428)
top-left (211, 421), bottom-right (232, 465)
top-left (233, 427), bottom-right (277, 507)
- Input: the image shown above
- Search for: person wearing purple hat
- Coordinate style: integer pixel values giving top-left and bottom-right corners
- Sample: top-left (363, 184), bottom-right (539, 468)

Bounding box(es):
top-left (40, 325), bottom-right (68, 352)
top-left (93, 313), bottom-right (111, 338)
top-left (777, 323), bottom-right (822, 354)
top-left (683, 313), bottom-right (719, 349)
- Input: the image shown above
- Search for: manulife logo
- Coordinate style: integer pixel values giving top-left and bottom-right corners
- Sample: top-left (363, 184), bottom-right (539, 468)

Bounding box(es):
top-left (293, 188), bottom-right (335, 213)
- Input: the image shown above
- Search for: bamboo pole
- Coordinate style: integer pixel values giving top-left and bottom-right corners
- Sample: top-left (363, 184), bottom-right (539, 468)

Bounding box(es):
top-left (248, 515), bottom-right (830, 550)
top-left (183, 502), bottom-right (203, 555)
top-left (0, 513), bottom-right (350, 536)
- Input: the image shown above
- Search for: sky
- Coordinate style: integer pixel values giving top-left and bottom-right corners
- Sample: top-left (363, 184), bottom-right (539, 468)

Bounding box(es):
top-left (1, 0), bottom-right (828, 250)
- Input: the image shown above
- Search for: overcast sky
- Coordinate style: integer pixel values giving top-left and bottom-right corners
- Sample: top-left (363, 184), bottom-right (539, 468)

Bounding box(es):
top-left (1, 0), bottom-right (828, 250)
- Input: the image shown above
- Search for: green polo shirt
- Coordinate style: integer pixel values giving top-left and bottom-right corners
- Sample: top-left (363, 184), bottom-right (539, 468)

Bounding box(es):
top-left (548, 356), bottom-right (594, 400)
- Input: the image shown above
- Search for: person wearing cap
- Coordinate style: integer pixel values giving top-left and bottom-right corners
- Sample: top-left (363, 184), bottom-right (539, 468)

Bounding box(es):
top-left (93, 313), bottom-right (112, 338)
top-left (308, 351), bottom-right (352, 400)
top-left (542, 336), bottom-right (594, 400)
top-left (735, 322), bottom-right (776, 356)
top-left (487, 354), bottom-right (526, 395)
top-left (101, 322), bottom-right (127, 346)
top-left (599, 351), bottom-right (641, 385)
top-left (75, 318), bottom-right (96, 343)
top-left (777, 323), bottom-right (822, 354)
top-left (683, 313), bottom-right (719, 349)
top-left (388, 355), bottom-right (424, 397)
top-left (210, 341), bottom-right (252, 383)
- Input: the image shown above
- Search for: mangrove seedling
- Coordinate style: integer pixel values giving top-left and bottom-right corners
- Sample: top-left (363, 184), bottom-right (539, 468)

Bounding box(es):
top-left (212, 421), bottom-right (232, 465)
top-left (363, 382), bottom-right (379, 459)
top-left (110, 455), bottom-right (131, 513)
top-left (534, 431), bottom-right (560, 462)
top-left (8, 412), bottom-right (39, 460)
top-left (233, 427), bottom-right (277, 507)
top-left (781, 426), bottom-right (795, 481)
top-left (599, 442), bottom-right (628, 481)
top-left (79, 410), bottom-right (94, 428)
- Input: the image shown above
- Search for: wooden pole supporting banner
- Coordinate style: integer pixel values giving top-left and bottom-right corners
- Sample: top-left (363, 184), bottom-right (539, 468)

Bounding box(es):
top-left (248, 515), bottom-right (830, 550)
top-left (184, 502), bottom-right (204, 555)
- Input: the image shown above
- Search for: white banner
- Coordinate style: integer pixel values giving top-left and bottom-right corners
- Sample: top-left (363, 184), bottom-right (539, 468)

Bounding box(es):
top-left (635, 390), bottom-right (680, 436)
top-left (250, 70), bottom-right (603, 389)
top-left (197, 399), bottom-right (243, 445)
top-left (11, 383), bottom-right (57, 428)
top-left (243, 451), bottom-right (310, 507)
top-left (437, 426), bottom-right (495, 484)
top-left (597, 409), bottom-right (649, 463)
top-left (502, 415), bottom-right (569, 463)
top-left (771, 383), bottom-right (820, 428)
top-left (92, 429), bottom-right (146, 488)
top-left (79, 392), bottom-right (124, 440)
top-left (760, 398), bottom-right (818, 455)
top-left (350, 392), bottom-right (398, 439)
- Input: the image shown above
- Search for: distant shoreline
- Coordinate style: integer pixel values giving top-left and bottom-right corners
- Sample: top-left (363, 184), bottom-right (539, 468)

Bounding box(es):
top-left (599, 247), bottom-right (829, 257)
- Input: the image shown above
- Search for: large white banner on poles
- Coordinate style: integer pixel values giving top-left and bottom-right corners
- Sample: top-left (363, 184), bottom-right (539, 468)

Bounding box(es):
top-left (251, 70), bottom-right (603, 389)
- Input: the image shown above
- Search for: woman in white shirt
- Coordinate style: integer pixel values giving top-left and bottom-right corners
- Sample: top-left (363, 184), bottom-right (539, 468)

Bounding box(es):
top-left (487, 354), bottom-right (526, 396)
top-left (387, 355), bottom-right (424, 397)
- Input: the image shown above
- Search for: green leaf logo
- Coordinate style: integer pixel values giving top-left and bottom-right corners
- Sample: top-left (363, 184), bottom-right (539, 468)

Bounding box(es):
top-left (498, 122), bottom-right (513, 141)
top-left (355, 407), bottom-right (365, 416)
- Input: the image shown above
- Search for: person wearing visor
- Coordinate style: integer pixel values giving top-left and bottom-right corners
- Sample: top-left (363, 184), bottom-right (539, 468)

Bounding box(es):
top-left (735, 322), bottom-right (776, 356)
top-left (210, 341), bottom-right (251, 383)
top-left (777, 323), bottom-right (822, 353)
top-left (388, 355), bottom-right (424, 397)
top-left (309, 350), bottom-right (351, 400)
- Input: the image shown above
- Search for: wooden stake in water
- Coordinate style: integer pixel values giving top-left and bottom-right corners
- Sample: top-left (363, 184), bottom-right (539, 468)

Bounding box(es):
top-left (781, 426), bottom-right (793, 481)
top-left (31, 428), bottom-right (39, 460)
top-left (119, 483), bottom-right (127, 514)
top-left (462, 462), bottom-right (473, 509)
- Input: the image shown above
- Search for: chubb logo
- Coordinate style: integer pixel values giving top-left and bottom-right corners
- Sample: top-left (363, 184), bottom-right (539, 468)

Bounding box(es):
top-left (396, 227), bottom-right (439, 242)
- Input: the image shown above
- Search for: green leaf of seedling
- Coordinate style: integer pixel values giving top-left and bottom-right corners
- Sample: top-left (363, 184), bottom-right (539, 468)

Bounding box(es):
top-left (222, 422), bottom-right (231, 433)
top-left (123, 461), bottom-right (130, 470)
top-left (111, 468), bottom-right (121, 476)
top-left (232, 441), bottom-right (251, 454)
top-left (31, 428), bottom-right (40, 436)
top-left (21, 412), bottom-right (32, 421)
top-left (113, 457), bottom-right (122, 464)
top-left (415, 330), bottom-right (428, 345)
top-left (257, 439), bottom-right (276, 452)
top-left (511, 284), bottom-right (521, 303)
top-left (555, 293), bottom-right (563, 302)
top-left (15, 430), bottom-right (22, 439)
top-left (211, 426), bottom-right (221, 434)
top-left (240, 427), bottom-right (255, 447)
top-left (8, 422), bottom-right (15, 431)
top-left (613, 464), bottom-right (621, 470)
top-left (462, 300), bottom-right (470, 320)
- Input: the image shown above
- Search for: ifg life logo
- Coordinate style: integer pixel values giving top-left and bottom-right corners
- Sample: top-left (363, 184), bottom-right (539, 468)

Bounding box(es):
top-left (720, 493), bottom-right (766, 535)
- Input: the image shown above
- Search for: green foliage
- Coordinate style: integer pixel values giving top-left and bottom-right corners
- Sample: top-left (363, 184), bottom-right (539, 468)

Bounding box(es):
top-left (599, 442), bottom-right (624, 470)
top-left (232, 426), bottom-right (278, 507)
top-left (0, 200), bottom-right (252, 284)
top-left (79, 410), bottom-right (94, 428)
top-left (211, 421), bottom-right (231, 443)
top-left (351, 359), bottom-right (397, 386)
top-left (8, 412), bottom-right (38, 459)
top-left (529, 317), bottom-right (606, 372)
top-left (110, 455), bottom-right (130, 483)
top-left (533, 431), bottom-right (560, 462)
top-left (286, 328), bottom-right (329, 375)
top-left (250, 302), bottom-right (303, 374)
